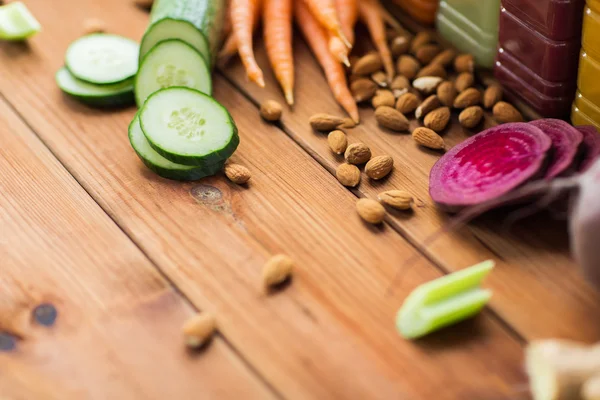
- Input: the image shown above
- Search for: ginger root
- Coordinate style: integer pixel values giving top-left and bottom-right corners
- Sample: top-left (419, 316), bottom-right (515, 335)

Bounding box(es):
top-left (526, 340), bottom-right (600, 400)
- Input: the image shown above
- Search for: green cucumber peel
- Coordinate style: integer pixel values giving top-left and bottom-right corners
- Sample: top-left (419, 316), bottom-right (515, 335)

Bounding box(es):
top-left (0, 2), bottom-right (41, 40)
top-left (396, 260), bottom-right (495, 339)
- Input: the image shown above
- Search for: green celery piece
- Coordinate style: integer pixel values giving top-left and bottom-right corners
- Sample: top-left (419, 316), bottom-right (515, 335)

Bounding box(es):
top-left (0, 2), bottom-right (41, 41)
top-left (396, 260), bottom-right (495, 339)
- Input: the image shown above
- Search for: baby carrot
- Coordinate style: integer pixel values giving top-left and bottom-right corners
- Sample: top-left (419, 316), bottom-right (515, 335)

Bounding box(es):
top-left (303, 0), bottom-right (351, 49)
top-left (335, 0), bottom-right (357, 47)
top-left (295, 0), bottom-right (359, 122)
top-left (218, 1), bottom-right (262, 66)
top-left (231, 0), bottom-right (265, 87)
top-left (328, 35), bottom-right (350, 66)
top-left (359, 0), bottom-right (395, 81)
top-left (263, 0), bottom-right (294, 105)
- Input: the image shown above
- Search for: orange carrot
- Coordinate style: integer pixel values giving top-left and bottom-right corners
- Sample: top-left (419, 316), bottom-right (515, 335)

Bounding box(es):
top-left (218, 1), bottom-right (261, 66)
top-left (302, 0), bottom-right (351, 48)
top-left (359, 0), bottom-right (395, 81)
top-left (231, 0), bottom-right (265, 87)
top-left (335, 0), bottom-right (358, 47)
top-left (263, 0), bottom-right (294, 105)
top-left (328, 35), bottom-right (350, 66)
top-left (295, 0), bottom-right (359, 122)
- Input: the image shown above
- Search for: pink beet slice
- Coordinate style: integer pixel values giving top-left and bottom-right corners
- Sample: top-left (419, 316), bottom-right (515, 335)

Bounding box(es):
top-left (530, 119), bottom-right (583, 179)
top-left (576, 125), bottom-right (600, 173)
top-left (430, 123), bottom-right (552, 210)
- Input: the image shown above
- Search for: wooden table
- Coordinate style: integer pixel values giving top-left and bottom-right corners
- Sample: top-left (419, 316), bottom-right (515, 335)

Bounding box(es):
top-left (1, 1), bottom-right (599, 398)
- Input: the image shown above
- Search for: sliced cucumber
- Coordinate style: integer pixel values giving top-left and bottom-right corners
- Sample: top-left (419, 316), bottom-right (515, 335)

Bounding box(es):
top-left (56, 67), bottom-right (134, 107)
top-left (140, 0), bottom-right (226, 66)
top-left (66, 34), bottom-right (139, 85)
top-left (129, 115), bottom-right (224, 181)
top-left (139, 87), bottom-right (239, 166)
top-left (0, 2), bottom-right (41, 40)
top-left (135, 39), bottom-right (211, 106)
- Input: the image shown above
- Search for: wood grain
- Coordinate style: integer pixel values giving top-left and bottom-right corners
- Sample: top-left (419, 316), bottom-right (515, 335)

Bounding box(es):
top-left (220, 30), bottom-right (600, 341)
top-left (0, 0), bottom-right (528, 398)
top-left (0, 98), bottom-right (272, 399)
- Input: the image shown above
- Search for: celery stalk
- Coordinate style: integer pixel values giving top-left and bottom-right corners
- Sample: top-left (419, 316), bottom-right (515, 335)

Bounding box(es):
top-left (0, 2), bottom-right (41, 41)
top-left (396, 260), bottom-right (495, 339)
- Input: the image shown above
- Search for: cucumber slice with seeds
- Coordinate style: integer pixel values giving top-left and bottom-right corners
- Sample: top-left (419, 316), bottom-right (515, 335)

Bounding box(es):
top-left (135, 39), bottom-right (211, 106)
top-left (66, 34), bottom-right (139, 85)
top-left (139, 87), bottom-right (239, 166)
top-left (0, 2), bottom-right (41, 40)
top-left (129, 115), bottom-right (225, 181)
top-left (56, 67), bottom-right (134, 107)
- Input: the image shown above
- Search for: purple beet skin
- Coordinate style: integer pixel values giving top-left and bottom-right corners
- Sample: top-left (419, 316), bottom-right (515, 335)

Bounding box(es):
top-left (429, 123), bottom-right (552, 211)
top-left (576, 126), bottom-right (600, 173)
top-left (529, 119), bottom-right (583, 179)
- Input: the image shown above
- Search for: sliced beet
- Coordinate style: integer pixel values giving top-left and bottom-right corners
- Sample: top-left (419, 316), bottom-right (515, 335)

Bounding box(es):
top-left (529, 119), bottom-right (583, 179)
top-left (429, 123), bottom-right (552, 211)
top-left (576, 125), bottom-right (600, 173)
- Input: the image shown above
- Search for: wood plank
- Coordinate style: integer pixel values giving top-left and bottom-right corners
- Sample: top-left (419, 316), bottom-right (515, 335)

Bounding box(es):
top-left (0, 98), bottom-right (273, 399)
top-left (220, 30), bottom-right (600, 342)
top-left (0, 0), bottom-right (527, 397)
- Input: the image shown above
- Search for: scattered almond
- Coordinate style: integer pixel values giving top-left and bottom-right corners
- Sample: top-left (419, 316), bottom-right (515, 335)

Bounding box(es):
top-left (83, 18), bottom-right (106, 34)
top-left (182, 313), bottom-right (217, 349)
top-left (351, 78), bottom-right (378, 102)
top-left (260, 100), bottom-right (283, 122)
top-left (386, 29), bottom-right (399, 42)
top-left (412, 127), bottom-right (445, 150)
top-left (459, 106), bottom-right (484, 129)
top-left (133, 0), bottom-right (154, 10)
top-left (352, 53), bottom-right (383, 76)
top-left (375, 106), bottom-right (410, 132)
top-left (430, 48), bottom-right (456, 67)
top-left (327, 130), bottom-right (348, 154)
top-left (371, 71), bottom-right (388, 87)
top-left (336, 163), bottom-right (361, 187)
top-left (437, 81), bottom-right (457, 107)
top-left (309, 113), bottom-right (347, 131)
top-left (483, 85), bottom-right (503, 109)
top-left (415, 95), bottom-right (441, 119)
top-left (415, 44), bottom-right (441, 65)
top-left (395, 92), bottom-right (420, 114)
top-left (455, 72), bottom-right (474, 92)
top-left (453, 88), bottom-right (481, 108)
top-left (390, 35), bottom-right (411, 58)
top-left (365, 155), bottom-right (394, 180)
top-left (356, 199), bottom-right (386, 224)
top-left (424, 107), bottom-right (451, 132)
top-left (413, 76), bottom-right (443, 95)
top-left (493, 101), bottom-right (524, 123)
top-left (378, 190), bottom-right (413, 210)
top-left (262, 254), bottom-right (294, 290)
top-left (372, 90), bottom-right (396, 108)
top-left (397, 55), bottom-right (420, 80)
top-left (345, 143), bottom-right (372, 164)
top-left (224, 163), bottom-right (251, 184)
top-left (410, 31), bottom-right (435, 53)
top-left (416, 63), bottom-right (447, 79)
top-left (391, 75), bottom-right (410, 91)
top-left (454, 54), bottom-right (474, 73)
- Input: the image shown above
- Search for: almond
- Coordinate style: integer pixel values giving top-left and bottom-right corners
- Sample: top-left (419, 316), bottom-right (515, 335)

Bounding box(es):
top-left (459, 106), bottom-right (484, 129)
top-left (262, 254), bottom-right (294, 290)
top-left (412, 127), bottom-right (445, 150)
top-left (378, 190), bottom-right (414, 210)
top-left (454, 72), bottom-right (474, 92)
top-left (415, 44), bottom-right (441, 65)
top-left (413, 76), bottom-right (443, 95)
top-left (327, 130), bottom-right (348, 154)
top-left (397, 55), bottom-right (420, 80)
top-left (260, 100), bottom-right (283, 122)
top-left (336, 163), bottom-right (361, 187)
top-left (483, 84), bottom-right (503, 109)
top-left (424, 107), bottom-right (451, 132)
top-left (410, 31), bottom-right (435, 53)
top-left (356, 199), bottom-right (386, 224)
top-left (493, 101), bottom-right (524, 123)
top-left (224, 163), bottom-right (251, 184)
top-left (351, 78), bottom-right (378, 102)
top-left (309, 113), bottom-right (347, 131)
top-left (393, 88), bottom-right (409, 98)
top-left (391, 75), bottom-right (410, 91)
top-left (454, 53), bottom-right (474, 73)
top-left (375, 106), bottom-right (410, 132)
top-left (390, 35), bottom-right (411, 58)
top-left (453, 88), bottom-right (481, 109)
top-left (345, 143), bottom-right (372, 164)
top-left (182, 313), bottom-right (217, 349)
top-left (416, 63), bottom-right (447, 79)
top-left (371, 71), bottom-right (388, 87)
top-left (430, 48), bottom-right (456, 67)
top-left (365, 155), bottom-right (394, 180)
top-left (415, 95), bottom-right (441, 119)
top-left (395, 92), bottom-right (419, 114)
top-left (352, 53), bottom-right (383, 76)
top-left (372, 90), bottom-right (395, 108)
top-left (437, 81), bottom-right (457, 107)
top-left (83, 18), bottom-right (106, 34)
